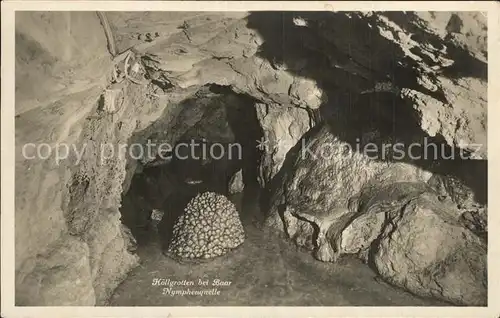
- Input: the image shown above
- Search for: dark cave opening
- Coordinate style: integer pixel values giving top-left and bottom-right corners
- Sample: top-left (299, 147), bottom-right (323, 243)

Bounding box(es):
top-left (119, 84), bottom-right (265, 252)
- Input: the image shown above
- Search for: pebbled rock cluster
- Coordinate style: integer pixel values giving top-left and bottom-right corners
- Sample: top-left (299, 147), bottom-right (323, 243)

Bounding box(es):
top-left (167, 192), bottom-right (245, 260)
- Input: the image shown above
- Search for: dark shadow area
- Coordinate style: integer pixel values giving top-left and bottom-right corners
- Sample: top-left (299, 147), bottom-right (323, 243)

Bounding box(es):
top-left (246, 11), bottom-right (487, 207)
top-left (213, 84), bottom-right (266, 222)
top-left (119, 84), bottom-right (265, 250)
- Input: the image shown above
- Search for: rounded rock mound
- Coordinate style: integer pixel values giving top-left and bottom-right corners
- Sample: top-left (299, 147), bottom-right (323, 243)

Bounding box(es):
top-left (166, 192), bottom-right (245, 261)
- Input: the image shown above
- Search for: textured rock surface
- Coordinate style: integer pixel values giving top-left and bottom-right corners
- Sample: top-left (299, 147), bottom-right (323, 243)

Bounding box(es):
top-left (15, 12), bottom-right (110, 272)
top-left (15, 12), bottom-right (116, 306)
top-left (373, 193), bottom-right (487, 306)
top-left (340, 213), bottom-right (385, 262)
top-left (81, 209), bottom-right (140, 305)
top-left (229, 169), bottom-right (244, 194)
top-left (15, 10), bottom-right (487, 306)
top-left (104, 10), bottom-right (487, 167)
top-left (15, 235), bottom-right (96, 306)
top-left (263, 123), bottom-right (486, 305)
top-left (134, 88), bottom-right (239, 168)
top-left (265, 125), bottom-right (432, 247)
top-left (255, 103), bottom-right (312, 187)
top-left (107, 10), bottom-right (487, 206)
top-left (167, 192), bottom-right (245, 260)
top-left (428, 173), bottom-right (487, 239)
top-left (108, 193), bottom-right (449, 307)
top-left (15, 12), bottom-right (171, 305)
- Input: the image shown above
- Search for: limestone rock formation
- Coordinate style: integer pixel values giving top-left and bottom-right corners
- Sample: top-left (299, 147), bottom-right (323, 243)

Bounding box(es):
top-left (340, 212), bottom-right (385, 262)
top-left (265, 124), bottom-right (432, 247)
top-left (255, 103), bottom-right (313, 187)
top-left (14, 12), bottom-right (174, 306)
top-left (136, 88), bottom-right (240, 168)
top-left (15, 235), bottom-right (96, 306)
top-left (14, 10), bottom-right (488, 307)
top-left (81, 209), bottom-right (140, 305)
top-left (428, 173), bottom-right (488, 239)
top-left (229, 169), bottom-right (244, 194)
top-left (373, 193), bottom-right (487, 306)
top-left (167, 192), bottom-right (245, 260)
top-left (263, 123), bottom-right (486, 305)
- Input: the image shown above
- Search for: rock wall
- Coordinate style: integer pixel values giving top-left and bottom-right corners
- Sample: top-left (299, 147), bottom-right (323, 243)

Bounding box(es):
top-left (14, 12), bottom-right (194, 305)
top-left (14, 12), bottom-right (271, 305)
top-left (264, 124), bottom-right (486, 305)
top-left (108, 11), bottom-right (486, 183)
top-left (14, 11), bottom-right (488, 306)
top-left (254, 12), bottom-right (488, 305)
top-left (255, 103), bottom-right (312, 187)
top-left (15, 12), bottom-right (118, 305)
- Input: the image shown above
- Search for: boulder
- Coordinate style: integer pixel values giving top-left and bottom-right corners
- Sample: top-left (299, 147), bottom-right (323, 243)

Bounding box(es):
top-left (14, 10), bottom-right (488, 307)
top-left (373, 193), bottom-right (487, 306)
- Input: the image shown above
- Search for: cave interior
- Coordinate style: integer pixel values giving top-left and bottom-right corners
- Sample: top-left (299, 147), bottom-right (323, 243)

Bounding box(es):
top-left (12, 10), bottom-right (488, 308)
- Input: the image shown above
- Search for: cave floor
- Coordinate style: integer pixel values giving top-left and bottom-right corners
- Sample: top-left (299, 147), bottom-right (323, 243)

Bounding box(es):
top-left (108, 191), bottom-right (449, 306)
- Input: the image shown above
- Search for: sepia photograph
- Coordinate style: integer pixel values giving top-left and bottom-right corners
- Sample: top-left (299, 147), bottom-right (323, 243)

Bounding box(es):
top-left (1, 1), bottom-right (498, 317)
